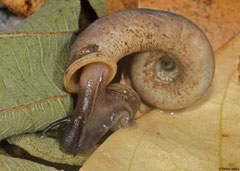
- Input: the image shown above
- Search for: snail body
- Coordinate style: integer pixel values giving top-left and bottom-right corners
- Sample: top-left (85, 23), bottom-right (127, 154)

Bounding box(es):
top-left (43, 9), bottom-right (214, 155)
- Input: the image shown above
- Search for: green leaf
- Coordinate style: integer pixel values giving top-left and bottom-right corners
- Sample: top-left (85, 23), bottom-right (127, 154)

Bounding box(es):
top-left (88, 0), bottom-right (106, 17)
top-left (0, 155), bottom-right (59, 170)
top-left (0, 0), bottom-right (80, 140)
top-left (7, 134), bottom-right (88, 166)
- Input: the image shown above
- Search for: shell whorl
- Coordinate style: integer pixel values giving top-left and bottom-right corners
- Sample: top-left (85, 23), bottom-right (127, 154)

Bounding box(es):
top-left (64, 8), bottom-right (214, 110)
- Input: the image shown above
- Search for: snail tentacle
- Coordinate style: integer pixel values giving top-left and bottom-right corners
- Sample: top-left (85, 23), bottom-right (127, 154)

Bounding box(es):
top-left (41, 116), bottom-right (71, 135)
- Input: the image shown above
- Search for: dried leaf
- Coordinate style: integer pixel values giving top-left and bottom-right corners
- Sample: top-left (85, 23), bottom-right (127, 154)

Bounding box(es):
top-left (0, 0), bottom-right (106, 167)
top-left (7, 134), bottom-right (88, 166)
top-left (139, 0), bottom-right (240, 50)
top-left (0, 0), bottom-right (45, 17)
top-left (105, 0), bottom-right (137, 14)
top-left (0, 154), bottom-right (59, 170)
top-left (80, 33), bottom-right (240, 170)
top-left (0, 0), bottom-right (80, 141)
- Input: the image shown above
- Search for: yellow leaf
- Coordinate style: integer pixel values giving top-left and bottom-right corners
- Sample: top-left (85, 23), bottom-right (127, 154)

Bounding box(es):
top-left (80, 33), bottom-right (240, 171)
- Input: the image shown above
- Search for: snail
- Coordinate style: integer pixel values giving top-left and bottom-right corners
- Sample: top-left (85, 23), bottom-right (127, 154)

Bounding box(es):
top-left (42, 9), bottom-right (214, 155)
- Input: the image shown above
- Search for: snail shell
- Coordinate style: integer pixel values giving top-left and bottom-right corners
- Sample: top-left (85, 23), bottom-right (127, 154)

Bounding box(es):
top-left (64, 8), bottom-right (214, 110)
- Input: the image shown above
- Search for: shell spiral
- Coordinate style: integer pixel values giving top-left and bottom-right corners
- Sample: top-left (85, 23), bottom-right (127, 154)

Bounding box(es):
top-left (64, 9), bottom-right (214, 110)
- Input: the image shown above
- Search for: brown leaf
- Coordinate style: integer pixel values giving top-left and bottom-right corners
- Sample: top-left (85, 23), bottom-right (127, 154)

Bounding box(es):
top-left (105, 0), bottom-right (138, 14)
top-left (139, 0), bottom-right (240, 51)
top-left (0, 0), bottom-right (45, 17)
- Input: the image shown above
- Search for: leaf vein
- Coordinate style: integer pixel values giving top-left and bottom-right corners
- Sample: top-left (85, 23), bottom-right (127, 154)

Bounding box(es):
top-left (0, 156), bottom-right (11, 171)
top-left (10, 48), bottom-right (32, 88)
top-left (14, 157), bottom-right (27, 171)
top-left (37, 35), bottom-right (62, 94)
top-left (0, 31), bottom-right (77, 38)
top-left (0, 94), bottom-right (70, 115)
top-left (23, 39), bottom-right (33, 77)
top-left (22, 109), bottom-right (36, 132)
top-left (128, 130), bottom-right (148, 171)
top-left (23, 134), bottom-right (83, 160)
top-left (219, 70), bottom-right (236, 167)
